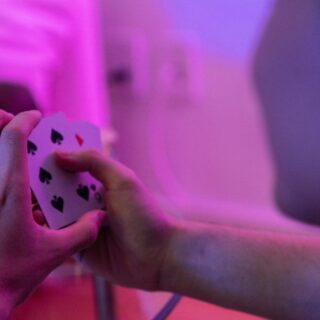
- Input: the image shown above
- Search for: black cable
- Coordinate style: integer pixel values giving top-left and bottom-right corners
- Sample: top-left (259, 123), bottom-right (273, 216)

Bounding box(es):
top-left (152, 294), bottom-right (182, 320)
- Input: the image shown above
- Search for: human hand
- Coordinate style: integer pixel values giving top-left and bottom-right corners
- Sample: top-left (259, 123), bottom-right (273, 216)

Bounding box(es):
top-left (55, 150), bottom-right (175, 291)
top-left (0, 110), bottom-right (106, 318)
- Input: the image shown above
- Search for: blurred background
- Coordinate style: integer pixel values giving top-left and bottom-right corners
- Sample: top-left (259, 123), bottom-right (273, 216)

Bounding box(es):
top-left (1, 0), bottom-right (310, 319)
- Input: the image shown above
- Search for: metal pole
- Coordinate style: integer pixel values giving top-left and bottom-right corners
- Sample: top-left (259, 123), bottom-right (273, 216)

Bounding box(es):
top-left (93, 276), bottom-right (114, 320)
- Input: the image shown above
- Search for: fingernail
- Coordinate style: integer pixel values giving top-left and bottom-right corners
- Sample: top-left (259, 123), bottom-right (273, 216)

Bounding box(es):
top-left (25, 110), bottom-right (42, 119)
top-left (54, 150), bottom-right (72, 158)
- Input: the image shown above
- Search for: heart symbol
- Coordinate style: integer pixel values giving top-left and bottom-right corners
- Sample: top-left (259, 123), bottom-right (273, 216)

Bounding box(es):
top-left (27, 140), bottom-right (38, 155)
top-left (39, 167), bottom-right (52, 184)
top-left (77, 184), bottom-right (89, 201)
top-left (51, 129), bottom-right (64, 145)
top-left (75, 134), bottom-right (84, 146)
top-left (51, 195), bottom-right (64, 213)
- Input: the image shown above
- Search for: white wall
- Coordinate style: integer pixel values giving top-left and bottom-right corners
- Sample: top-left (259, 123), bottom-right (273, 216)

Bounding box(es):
top-left (104, 0), bottom-right (275, 210)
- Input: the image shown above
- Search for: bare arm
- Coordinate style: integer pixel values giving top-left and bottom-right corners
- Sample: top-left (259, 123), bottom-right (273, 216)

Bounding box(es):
top-left (162, 3), bottom-right (320, 317)
top-left (55, 151), bottom-right (320, 320)
top-left (162, 220), bottom-right (320, 319)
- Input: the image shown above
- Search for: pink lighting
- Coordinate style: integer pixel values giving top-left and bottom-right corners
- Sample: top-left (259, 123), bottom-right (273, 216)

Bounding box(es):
top-left (3, 1), bottom-right (319, 320)
top-left (0, 0), bottom-right (109, 126)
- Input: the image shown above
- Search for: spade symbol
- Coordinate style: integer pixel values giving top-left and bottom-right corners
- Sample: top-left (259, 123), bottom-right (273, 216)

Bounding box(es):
top-left (77, 184), bottom-right (90, 201)
top-left (51, 195), bottom-right (64, 213)
top-left (39, 167), bottom-right (52, 184)
top-left (51, 129), bottom-right (64, 145)
top-left (27, 140), bottom-right (38, 155)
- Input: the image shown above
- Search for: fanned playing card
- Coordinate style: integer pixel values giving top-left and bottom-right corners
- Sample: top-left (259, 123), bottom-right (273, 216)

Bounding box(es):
top-left (28, 113), bottom-right (104, 230)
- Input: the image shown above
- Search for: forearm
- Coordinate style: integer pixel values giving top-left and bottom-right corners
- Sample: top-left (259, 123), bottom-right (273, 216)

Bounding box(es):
top-left (161, 220), bottom-right (320, 319)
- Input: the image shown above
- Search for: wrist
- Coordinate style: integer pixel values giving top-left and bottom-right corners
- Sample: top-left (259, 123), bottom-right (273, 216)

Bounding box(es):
top-left (158, 219), bottom-right (190, 292)
top-left (159, 219), bottom-right (219, 298)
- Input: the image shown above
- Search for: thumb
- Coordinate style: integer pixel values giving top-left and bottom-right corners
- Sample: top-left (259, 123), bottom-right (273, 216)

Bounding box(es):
top-left (59, 210), bottom-right (107, 255)
top-left (54, 149), bottom-right (137, 191)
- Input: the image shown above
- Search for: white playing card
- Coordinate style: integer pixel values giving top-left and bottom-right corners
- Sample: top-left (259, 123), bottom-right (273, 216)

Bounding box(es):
top-left (71, 120), bottom-right (102, 151)
top-left (28, 113), bottom-right (104, 230)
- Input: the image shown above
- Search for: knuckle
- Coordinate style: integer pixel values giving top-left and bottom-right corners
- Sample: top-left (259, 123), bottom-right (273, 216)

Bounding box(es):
top-left (8, 175), bottom-right (27, 195)
top-left (118, 173), bottom-right (139, 190)
top-left (124, 166), bottom-right (139, 182)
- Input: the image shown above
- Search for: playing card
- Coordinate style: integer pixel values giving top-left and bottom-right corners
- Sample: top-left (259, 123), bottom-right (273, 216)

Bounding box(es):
top-left (71, 120), bottom-right (102, 151)
top-left (28, 113), bottom-right (104, 230)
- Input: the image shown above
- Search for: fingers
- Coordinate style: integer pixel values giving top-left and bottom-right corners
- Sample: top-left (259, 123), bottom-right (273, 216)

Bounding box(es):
top-left (0, 110), bottom-right (41, 196)
top-left (55, 150), bottom-right (138, 191)
top-left (0, 110), bottom-right (14, 131)
top-left (57, 210), bottom-right (107, 255)
top-left (1, 110), bottom-right (41, 156)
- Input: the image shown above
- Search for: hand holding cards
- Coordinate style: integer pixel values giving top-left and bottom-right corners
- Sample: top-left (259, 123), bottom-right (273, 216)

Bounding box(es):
top-left (28, 113), bottom-right (105, 229)
top-left (0, 110), bottom-right (107, 313)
